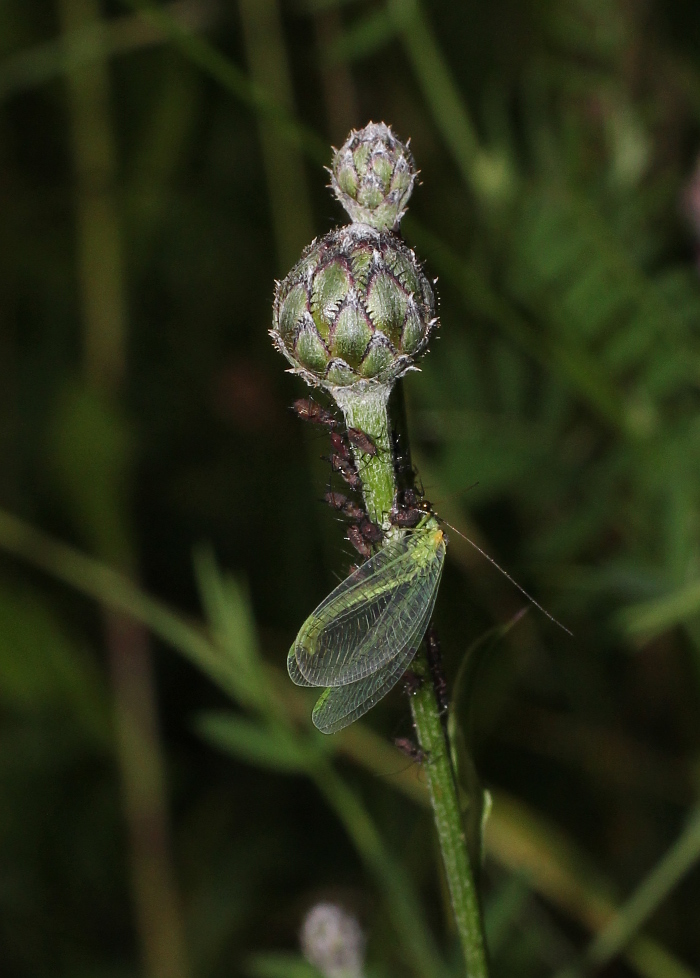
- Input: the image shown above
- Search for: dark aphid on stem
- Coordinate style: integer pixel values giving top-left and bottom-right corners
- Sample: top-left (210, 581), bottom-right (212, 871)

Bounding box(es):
top-left (324, 490), bottom-right (349, 511)
top-left (347, 427), bottom-right (377, 456)
top-left (329, 454), bottom-right (362, 490)
top-left (426, 624), bottom-right (448, 717)
top-left (343, 499), bottom-right (365, 521)
top-left (394, 737), bottom-right (428, 764)
top-left (358, 518), bottom-right (383, 543)
top-left (291, 397), bottom-right (337, 428)
top-left (324, 489), bottom-right (367, 524)
top-left (330, 431), bottom-right (352, 461)
top-left (389, 490), bottom-right (433, 529)
top-left (390, 428), bottom-right (418, 482)
top-left (347, 524), bottom-right (371, 558)
top-left (402, 670), bottom-right (422, 695)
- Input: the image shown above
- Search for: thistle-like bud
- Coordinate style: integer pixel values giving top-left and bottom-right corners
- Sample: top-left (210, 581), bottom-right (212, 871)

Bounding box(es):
top-left (271, 223), bottom-right (436, 391)
top-left (330, 122), bottom-right (417, 231)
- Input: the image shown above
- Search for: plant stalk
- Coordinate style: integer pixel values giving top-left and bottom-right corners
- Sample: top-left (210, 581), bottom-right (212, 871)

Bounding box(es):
top-left (329, 379), bottom-right (489, 976)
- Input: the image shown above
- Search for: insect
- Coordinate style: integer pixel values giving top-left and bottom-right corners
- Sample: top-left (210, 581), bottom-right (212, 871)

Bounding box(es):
top-left (330, 431), bottom-right (352, 460)
top-left (425, 624), bottom-right (448, 717)
top-left (324, 490), bottom-right (349, 511)
top-left (288, 516), bottom-right (447, 734)
top-left (402, 670), bottom-right (422, 695)
top-left (342, 499), bottom-right (365, 521)
top-left (358, 518), bottom-right (383, 543)
top-left (389, 489), bottom-right (432, 529)
top-left (347, 427), bottom-right (377, 456)
top-left (394, 736), bottom-right (428, 764)
top-left (346, 524), bottom-right (371, 558)
top-left (291, 397), bottom-right (337, 428)
top-left (329, 454), bottom-right (362, 490)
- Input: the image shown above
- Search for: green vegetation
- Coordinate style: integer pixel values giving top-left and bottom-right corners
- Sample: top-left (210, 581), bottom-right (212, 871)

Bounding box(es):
top-left (1, 1), bottom-right (700, 977)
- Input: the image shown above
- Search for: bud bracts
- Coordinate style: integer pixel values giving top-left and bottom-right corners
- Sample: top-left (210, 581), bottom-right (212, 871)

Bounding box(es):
top-left (330, 122), bottom-right (417, 231)
top-left (271, 223), bottom-right (436, 390)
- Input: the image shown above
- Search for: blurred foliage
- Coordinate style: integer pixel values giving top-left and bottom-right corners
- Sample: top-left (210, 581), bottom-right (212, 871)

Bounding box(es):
top-left (2, 0), bottom-right (700, 976)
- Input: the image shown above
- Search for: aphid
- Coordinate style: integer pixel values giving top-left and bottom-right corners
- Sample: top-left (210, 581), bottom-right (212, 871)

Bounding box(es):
top-left (343, 500), bottom-right (365, 521)
top-left (291, 397), bottom-right (336, 428)
top-left (330, 431), bottom-right (352, 461)
top-left (358, 518), bottom-right (383, 544)
top-left (394, 737), bottom-right (428, 764)
top-left (390, 428), bottom-right (418, 481)
top-left (425, 624), bottom-right (448, 717)
top-left (324, 490), bottom-right (349, 511)
top-left (347, 524), bottom-right (371, 558)
top-left (347, 427), bottom-right (377, 456)
top-left (389, 506), bottom-right (424, 529)
top-left (329, 454), bottom-right (361, 490)
top-left (402, 670), bottom-right (423, 695)
top-left (288, 516), bottom-right (446, 734)
top-left (389, 492), bottom-right (432, 529)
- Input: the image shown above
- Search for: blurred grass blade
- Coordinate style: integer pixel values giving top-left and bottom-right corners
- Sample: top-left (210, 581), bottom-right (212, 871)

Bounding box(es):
top-left (323, 8), bottom-right (396, 64)
top-left (387, 0), bottom-right (513, 202)
top-left (0, 507), bottom-right (240, 701)
top-left (120, 0), bottom-right (328, 165)
top-left (238, 0), bottom-right (314, 270)
top-left (554, 805), bottom-right (700, 978)
top-left (0, 2), bottom-right (214, 100)
top-left (195, 711), bottom-right (321, 773)
top-left (618, 580), bottom-right (700, 638)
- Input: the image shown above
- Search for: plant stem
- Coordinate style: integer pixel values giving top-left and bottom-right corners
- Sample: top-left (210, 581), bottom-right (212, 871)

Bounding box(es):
top-left (410, 656), bottom-right (489, 976)
top-left (332, 385), bottom-right (395, 526)
top-left (329, 379), bottom-right (490, 976)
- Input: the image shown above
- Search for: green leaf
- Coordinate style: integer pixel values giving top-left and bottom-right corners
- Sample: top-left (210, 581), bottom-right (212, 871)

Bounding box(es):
top-left (195, 710), bottom-right (321, 773)
top-left (194, 547), bottom-right (264, 709)
top-left (324, 9), bottom-right (396, 64)
top-left (617, 579), bottom-right (700, 638)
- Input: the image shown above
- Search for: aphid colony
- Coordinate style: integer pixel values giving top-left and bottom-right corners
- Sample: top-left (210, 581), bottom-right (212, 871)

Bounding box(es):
top-left (291, 397), bottom-right (427, 560)
top-left (288, 397), bottom-right (445, 734)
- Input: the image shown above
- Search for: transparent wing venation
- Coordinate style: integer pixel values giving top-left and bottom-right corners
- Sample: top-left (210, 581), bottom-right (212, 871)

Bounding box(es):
top-left (294, 529), bottom-right (445, 687)
top-left (311, 565), bottom-right (442, 733)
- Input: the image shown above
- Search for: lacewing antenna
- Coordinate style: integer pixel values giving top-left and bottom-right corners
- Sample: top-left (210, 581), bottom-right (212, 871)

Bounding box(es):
top-left (440, 517), bottom-right (573, 637)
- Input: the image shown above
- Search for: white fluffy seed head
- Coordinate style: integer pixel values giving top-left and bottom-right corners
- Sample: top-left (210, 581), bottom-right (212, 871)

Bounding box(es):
top-left (300, 903), bottom-right (365, 978)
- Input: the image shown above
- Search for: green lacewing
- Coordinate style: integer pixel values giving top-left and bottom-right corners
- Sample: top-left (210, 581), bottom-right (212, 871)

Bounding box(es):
top-left (288, 516), bottom-right (446, 734)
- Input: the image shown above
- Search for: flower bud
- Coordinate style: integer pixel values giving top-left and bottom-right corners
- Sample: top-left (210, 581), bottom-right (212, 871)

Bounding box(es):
top-left (271, 224), bottom-right (436, 390)
top-left (330, 122), bottom-right (417, 231)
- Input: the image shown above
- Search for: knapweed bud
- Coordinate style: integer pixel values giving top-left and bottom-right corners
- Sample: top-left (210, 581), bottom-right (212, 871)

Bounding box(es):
top-left (330, 122), bottom-right (417, 231)
top-left (301, 903), bottom-right (365, 978)
top-left (271, 223), bottom-right (436, 391)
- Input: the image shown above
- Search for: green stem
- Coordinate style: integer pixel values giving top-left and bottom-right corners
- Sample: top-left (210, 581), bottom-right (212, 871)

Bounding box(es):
top-left (327, 378), bottom-right (490, 976)
top-left (332, 384), bottom-right (395, 526)
top-left (410, 656), bottom-right (489, 976)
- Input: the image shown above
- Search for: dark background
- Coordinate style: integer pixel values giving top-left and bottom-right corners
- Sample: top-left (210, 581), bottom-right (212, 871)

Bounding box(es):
top-left (1, 1), bottom-right (700, 976)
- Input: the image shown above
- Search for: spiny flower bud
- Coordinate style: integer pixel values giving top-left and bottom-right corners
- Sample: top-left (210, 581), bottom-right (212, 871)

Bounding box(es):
top-left (330, 122), bottom-right (417, 231)
top-left (271, 223), bottom-right (436, 391)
